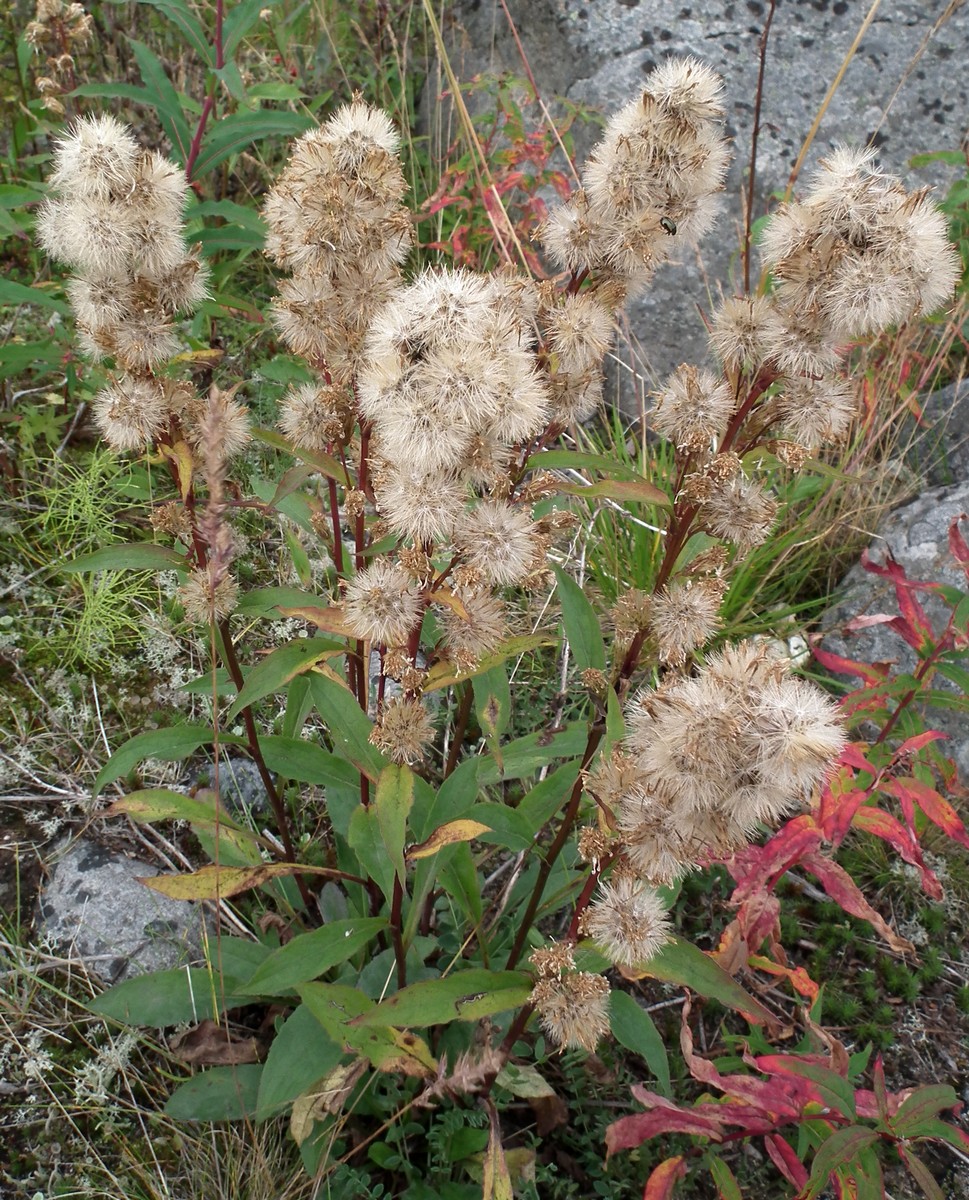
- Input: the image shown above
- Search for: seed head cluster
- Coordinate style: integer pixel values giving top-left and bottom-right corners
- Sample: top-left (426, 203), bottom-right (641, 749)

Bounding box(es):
top-left (612, 641), bottom-right (845, 884)
top-left (541, 57), bottom-right (729, 298)
top-left (37, 115), bottom-right (211, 449)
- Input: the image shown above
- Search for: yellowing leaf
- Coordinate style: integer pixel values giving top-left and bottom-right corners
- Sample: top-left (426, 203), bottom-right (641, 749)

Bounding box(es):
top-left (138, 861), bottom-right (341, 900)
top-left (278, 605), bottom-right (352, 637)
top-left (406, 819), bottom-right (493, 861)
top-left (556, 477), bottom-right (670, 507)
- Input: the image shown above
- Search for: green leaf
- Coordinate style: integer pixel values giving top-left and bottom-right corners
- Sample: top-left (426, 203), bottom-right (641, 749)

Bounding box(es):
top-left (473, 665), bottom-right (511, 769)
top-left (308, 673), bottom-right (387, 780)
top-left (93, 725), bottom-right (246, 797)
top-left (236, 586), bottom-right (328, 617)
top-left (164, 1064), bottom-right (263, 1120)
top-left (61, 543), bottom-right (188, 573)
top-left (105, 787), bottom-right (248, 833)
top-left (375, 765), bottom-right (414, 883)
top-left (89, 967), bottom-right (250, 1027)
top-left (0, 278), bottom-right (70, 315)
top-left (206, 936), bottom-right (273, 983)
top-left (438, 842), bottom-right (482, 925)
top-left (771, 1059), bottom-right (857, 1119)
top-left (247, 81), bottom-right (306, 101)
top-left (466, 802), bottom-right (533, 852)
top-left (256, 1003), bottom-right (344, 1121)
top-left (634, 936), bottom-right (774, 1025)
top-left (892, 1083), bottom-right (960, 1136)
top-left (476, 723), bottom-right (588, 786)
top-left (225, 638), bottom-right (341, 723)
top-left (128, 38), bottom-right (192, 161)
top-left (351, 970), bottom-right (531, 1028)
top-left (0, 184), bottom-right (46, 208)
top-left (222, 0), bottom-right (276, 58)
top-left (552, 564), bottom-right (606, 673)
top-left (609, 991), bottom-right (671, 1097)
top-left (802, 1127), bottom-right (878, 1198)
top-left (258, 735), bottom-right (358, 790)
top-left (348, 804), bottom-right (396, 903)
top-left (708, 1158), bottom-right (743, 1200)
top-left (128, 0), bottom-right (212, 64)
top-left (240, 918), bottom-right (387, 996)
top-left (191, 110), bottom-right (315, 181)
top-left (299, 982), bottom-right (437, 1073)
top-left (897, 1146), bottom-right (945, 1200)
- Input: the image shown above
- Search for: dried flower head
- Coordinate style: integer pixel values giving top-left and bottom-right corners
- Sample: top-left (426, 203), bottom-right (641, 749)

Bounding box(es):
top-left (370, 696), bottom-right (434, 765)
top-left (179, 567), bottom-right (239, 624)
top-left (699, 473), bottom-right (777, 555)
top-left (773, 375), bottom-right (857, 450)
top-left (708, 294), bottom-right (773, 369)
top-left (531, 972), bottom-right (611, 1053)
top-left (278, 382), bottom-right (351, 450)
top-left (452, 501), bottom-right (542, 587)
top-left (647, 578), bottom-right (725, 665)
top-left (581, 873), bottom-right (672, 967)
top-left (441, 590), bottom-right (508, 669)
top-left (344, 560), bottom-right (423, 646)
top-left (651, 365), bottom-right (735, 453)
top-left (92, 376), bottom-right (170, 450)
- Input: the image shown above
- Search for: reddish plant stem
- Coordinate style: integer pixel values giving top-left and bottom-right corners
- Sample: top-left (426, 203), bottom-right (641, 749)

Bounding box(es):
top-left (390, 875), bottom-right (407, 988)
top-left (744, 0), bottom-right (777, 294)
top-left (183, 0), bottom-right (224, 181)
top-left (444, 681), bottom-right (474, 778)
top-left (566, 847), bottom-right (618, 943)
top-left (504, 726), bottom-right (604, 970)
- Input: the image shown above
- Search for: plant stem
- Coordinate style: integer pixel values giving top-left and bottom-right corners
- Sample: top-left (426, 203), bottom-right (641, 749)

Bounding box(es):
top-left (444, 681), bottom-right (474, 778)
top-left (184, 0), bottom-right (224, 181)
top-left (390, 874), bottom-right (407, 987)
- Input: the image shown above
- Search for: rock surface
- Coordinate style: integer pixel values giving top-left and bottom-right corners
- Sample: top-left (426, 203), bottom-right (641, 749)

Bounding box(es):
top-left (448, 0), bottom-right (967, 399)
top-left (820, 480), bottom-right (969, 780)
top-left (37, 838), bottom-right (209, 983)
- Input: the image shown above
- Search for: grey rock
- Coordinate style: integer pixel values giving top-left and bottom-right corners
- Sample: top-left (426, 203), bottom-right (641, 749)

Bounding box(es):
top-left (448, 0), bottom-right (967, 400)
top-left (186, 754), bottom-right (269, 816)
top-left (37, 838), bottom-right (209, 983)
top-left (903, 377), bottom-right (969, 489)
top-left (820, 480), bottom-right (969, 779)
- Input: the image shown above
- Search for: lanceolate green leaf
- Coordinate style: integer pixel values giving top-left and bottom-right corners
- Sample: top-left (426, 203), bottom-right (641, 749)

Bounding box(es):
top-left (258, 736), bottom-right (358, 789)
top-left (62, 543), bottom-right (188, 573)
top-left (631, 936), bottom-right (774, 1025)
top-left (93, 726), bottom-right (246, 797)
top-left (609, 991), bottom-right (671, 1097)
top-left (225, 638), bottom-right (342, 723)
top-left (552, 564), bottom-right (606, 673)
top-left (308, 673), bottom-right (388, 780)
top-left (191, 110), bottom-right (315, 181)
top-left (0, 279), bottom-right (70, 315)
top-left (299, 982), bottom-right (437, 1074)
top-left (164, 1065), bottom-right (263, 1120)
top-left (240, 918), bottom-right (387, 996)
top-left (128, 38), bottom-right (192, 161)
top-left (375, 765), bottom-right (414, 882)
top-left (89, 966), bottom-right (251, 1027)
top-left (350, 970), bottom-right (532, 1028)
top-left (255, 1003), bottom-right (344, 1121)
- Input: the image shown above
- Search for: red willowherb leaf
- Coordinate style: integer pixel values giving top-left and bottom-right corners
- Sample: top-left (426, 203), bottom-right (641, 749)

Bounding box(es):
top-left (748, 955), bottom-right (820, 1002)
top-left (729, 815), bottom-right (822, 901)
top-left (850, 807), bottom-right (942, 899)
top-left (892, 730), bottom-right (949, 758)
top-left (860, 549), bottom-right (935, 646)
top-left (896, 776), bottom-right (969, 850)
top-left (817, 785), bottom-right (870, 845)
top-left (811, 644), bottom-right (888, 685)
top-left (799, 852), bottom-right (914, 953)
top-left (765, 1133), bottom-right (809, 1188)
top-left (948, 515), bottom-right (969, 581)
top-left (642, 1156), bottom-right (688, 1200)
top-left (840, 745), bottom-right (880, 774)
top-left (604, 1095), bottom-right (728, 1154)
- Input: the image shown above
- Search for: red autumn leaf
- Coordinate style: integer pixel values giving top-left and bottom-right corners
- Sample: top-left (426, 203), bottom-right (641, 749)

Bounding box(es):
top-left (799, 851), bottom-right (915, 953)
top-left (764, 1133), bottom-right (809, 1188)
top-left (948, 514), bottom-right (969, 580)
top-left (839, 745), bottom-right (880, 774)
top-left (818, 786), bottom-right (870, 844)
top-left (730, 815), bottom-right (822, 900)
top-left (604, 1098), bottom-right (728, 1154)
top-left (850, 806), bottom-right (942, 899)
top-left (860, 549), bottom-right (935, 645)
top-left (643, 1156), bottom-right (688, 1200)
top-left (811, 644), bottom-right (889, 685)
top-left (892, 730), bottom-right (949, 758)
top-left (748, 955), bottom-right (820, 1002)
top-left (897, 777), bottom-right (969, 850)
top-left (734, 890), bottom-right (781, 953)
